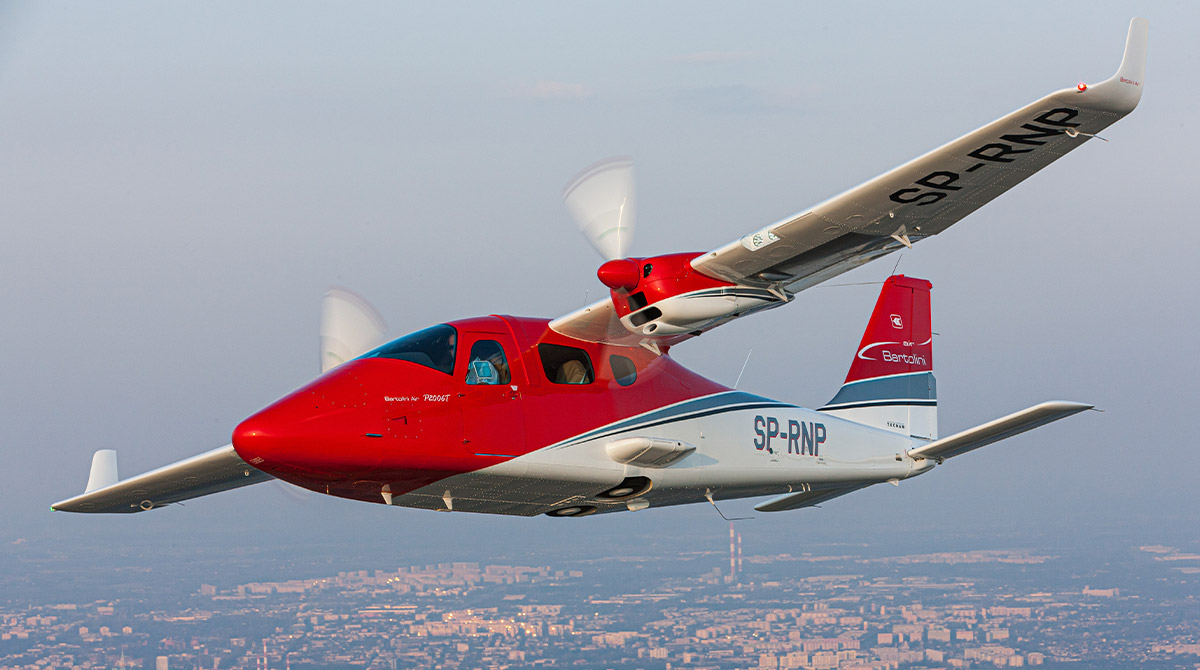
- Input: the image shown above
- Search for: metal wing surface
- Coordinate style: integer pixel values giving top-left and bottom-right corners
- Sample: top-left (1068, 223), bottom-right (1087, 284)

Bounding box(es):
top-left (690, 19), bottom-right (1147, 292)
top-left (907, 401), bottom-right (1093, 462)
top-left (52, 445), bottom-right (273, 514)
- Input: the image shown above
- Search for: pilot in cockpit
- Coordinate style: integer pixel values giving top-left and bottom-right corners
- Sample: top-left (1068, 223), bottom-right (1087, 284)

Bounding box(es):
top-left (466, 340), bottom-right (511, 385)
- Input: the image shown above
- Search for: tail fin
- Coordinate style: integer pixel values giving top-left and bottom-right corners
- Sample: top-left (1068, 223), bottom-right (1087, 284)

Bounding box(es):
top-left (819, 275), bottom-right (936, 439)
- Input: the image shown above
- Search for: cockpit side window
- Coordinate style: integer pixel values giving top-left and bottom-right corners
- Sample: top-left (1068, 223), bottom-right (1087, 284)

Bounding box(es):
top-left (466, 340), bottom-right (511, 385)
top-left (538, 343), bottom-right (595, 385)
top-left (359, 324), bottom-right (457, 375)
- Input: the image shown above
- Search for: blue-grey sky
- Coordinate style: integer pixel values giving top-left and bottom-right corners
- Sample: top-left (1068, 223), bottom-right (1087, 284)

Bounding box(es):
top-left (1, 2), bottom-right (1195, 558)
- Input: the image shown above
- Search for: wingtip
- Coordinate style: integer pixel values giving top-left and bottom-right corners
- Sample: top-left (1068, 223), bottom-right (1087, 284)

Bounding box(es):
top-left (1077, 18), bottom-right (1147, 115)
top-left (1119, 17), bottom-right (1148, 81)
top-left (1041, 400), bottom-right (1094, 413)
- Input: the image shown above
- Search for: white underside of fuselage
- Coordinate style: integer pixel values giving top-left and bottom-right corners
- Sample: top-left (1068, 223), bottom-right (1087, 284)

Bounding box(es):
top-left (389, 391), bottom-right (935, 517)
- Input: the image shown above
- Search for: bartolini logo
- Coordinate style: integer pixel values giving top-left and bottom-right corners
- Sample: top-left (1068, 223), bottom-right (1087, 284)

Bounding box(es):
top-left (857, 340), bottom-right (930, 366)
top-left (890, 314), bottom-right (903, 329)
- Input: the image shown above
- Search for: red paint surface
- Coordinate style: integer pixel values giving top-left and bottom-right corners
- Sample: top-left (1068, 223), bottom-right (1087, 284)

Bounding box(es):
top-left (606, 252), bottom-right (733, 318)
top-left (843, 275), bottom-right (933, 384)
top-left (233, 316), bottom-right (727, 504)
top-left (596, 258), bottom-right (641, 291)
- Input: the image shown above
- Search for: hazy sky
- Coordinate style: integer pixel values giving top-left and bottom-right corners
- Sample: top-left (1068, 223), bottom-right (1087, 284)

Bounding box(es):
top-left (1, 2), bottom-right (1196, 561)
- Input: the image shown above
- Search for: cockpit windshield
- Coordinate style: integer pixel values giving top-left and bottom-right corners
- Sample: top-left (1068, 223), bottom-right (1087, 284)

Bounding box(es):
top-left (358, 324), bottom-right (457, 375)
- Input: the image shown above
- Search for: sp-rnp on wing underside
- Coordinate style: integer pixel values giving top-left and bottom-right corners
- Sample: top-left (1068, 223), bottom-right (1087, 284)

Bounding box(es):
top-left (551, 18), bottom-right (1147, 349)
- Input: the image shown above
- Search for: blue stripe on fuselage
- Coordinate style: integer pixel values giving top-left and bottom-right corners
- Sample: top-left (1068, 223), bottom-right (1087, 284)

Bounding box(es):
top-left (548, 391), bottom-right (791, 450)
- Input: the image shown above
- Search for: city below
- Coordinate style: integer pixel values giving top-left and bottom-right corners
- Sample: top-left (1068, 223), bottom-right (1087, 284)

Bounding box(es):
top-left (2, 528), bottom-right (1198, 670)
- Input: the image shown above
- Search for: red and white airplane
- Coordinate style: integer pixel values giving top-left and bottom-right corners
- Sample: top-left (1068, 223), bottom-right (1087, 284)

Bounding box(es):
top-left (53, 20), bottom-right (1146, 518)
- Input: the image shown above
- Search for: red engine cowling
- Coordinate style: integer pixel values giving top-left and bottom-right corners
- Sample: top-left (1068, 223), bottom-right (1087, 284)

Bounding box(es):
top-left (597, 252), bottom-right (786, 337)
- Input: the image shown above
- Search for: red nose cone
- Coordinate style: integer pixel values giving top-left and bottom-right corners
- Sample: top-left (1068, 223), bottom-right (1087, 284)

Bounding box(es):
top-left (597, 258), bottom-right (641, 291)
top-left (231, 361), bottom-right (378, 471)
top-left (232, 413), bottom-right (283, 465)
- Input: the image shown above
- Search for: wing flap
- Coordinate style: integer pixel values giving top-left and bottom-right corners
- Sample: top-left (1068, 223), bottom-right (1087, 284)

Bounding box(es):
top-left (908, 401), bottom-right (1093, 462)
top-left (692, 19), bottom-right (1147, 289)
top-left (52, 445), bottom-right (273, 514)
top-left (754, 482), bottom-right (873, 513)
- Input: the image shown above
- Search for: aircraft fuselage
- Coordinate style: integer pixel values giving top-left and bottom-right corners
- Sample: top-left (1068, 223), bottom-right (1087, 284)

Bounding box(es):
top-left (232, 315), bottom-right (928, 516)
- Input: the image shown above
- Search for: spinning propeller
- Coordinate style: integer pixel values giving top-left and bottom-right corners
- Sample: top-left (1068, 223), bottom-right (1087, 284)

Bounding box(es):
top-left (317, 157), bottom-right (636, 374)
top-left (558, 156), bottom-right (787, 343)
top-left (319, 287), bottom-right (388, 374)
top-left (562, 157), bottom-right (636, 261)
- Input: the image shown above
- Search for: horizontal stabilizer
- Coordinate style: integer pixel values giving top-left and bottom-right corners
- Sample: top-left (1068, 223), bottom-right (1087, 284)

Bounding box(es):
top-left (754, 482), bottom-right (872, 513)
top-left (52, 444), bottom-right (274, 514)
top-left (907, 401), bottom-right (1093, 462)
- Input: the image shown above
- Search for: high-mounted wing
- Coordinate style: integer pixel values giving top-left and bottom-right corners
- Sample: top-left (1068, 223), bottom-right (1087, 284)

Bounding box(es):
top-left (552, 19), bottom-right (1146, 348)
top-left (52, 445), bottom-right (273, 513)
top-left (691, 19), bottom-right (1147, 291)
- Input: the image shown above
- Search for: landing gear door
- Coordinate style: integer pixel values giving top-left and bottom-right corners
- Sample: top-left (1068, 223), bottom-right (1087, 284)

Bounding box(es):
top-left (459, 332), bottom-right (526, 458)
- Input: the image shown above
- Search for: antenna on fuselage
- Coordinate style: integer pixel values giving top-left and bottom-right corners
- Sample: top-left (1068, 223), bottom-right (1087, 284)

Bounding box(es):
top-left (733, 349), bottom-right (753, 389)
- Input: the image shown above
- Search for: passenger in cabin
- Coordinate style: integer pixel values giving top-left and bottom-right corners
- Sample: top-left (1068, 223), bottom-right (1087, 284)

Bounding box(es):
top-left (537, 343), bottom-right (595, 385)
top-left (556, 359), bottom-right (588, 384)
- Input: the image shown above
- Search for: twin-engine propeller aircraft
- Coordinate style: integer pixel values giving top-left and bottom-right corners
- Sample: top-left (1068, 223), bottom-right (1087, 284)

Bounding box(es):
top-left (53, 19), bottom-right (1147, 518)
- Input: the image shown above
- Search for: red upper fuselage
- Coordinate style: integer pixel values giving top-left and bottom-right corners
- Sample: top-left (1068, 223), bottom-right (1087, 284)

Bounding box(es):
top-left (232, 316), bottom-right (727, 505)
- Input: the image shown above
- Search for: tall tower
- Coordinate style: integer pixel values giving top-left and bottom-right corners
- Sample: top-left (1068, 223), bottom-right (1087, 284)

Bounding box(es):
top-left (729, 522), bottom-right (736, 582)
top-left (737, 530), bottom-right (743, 577)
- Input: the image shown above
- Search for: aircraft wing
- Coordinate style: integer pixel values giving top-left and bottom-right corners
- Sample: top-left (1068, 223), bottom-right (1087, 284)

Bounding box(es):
top-left (550, 297), bottom-right (643, 347)
top-left (691, 19), bottom-right (1146, 291)
top-left (550, 19), bottom-right (1147, 348)
top-left (51, 444), bottom-right (273, 514)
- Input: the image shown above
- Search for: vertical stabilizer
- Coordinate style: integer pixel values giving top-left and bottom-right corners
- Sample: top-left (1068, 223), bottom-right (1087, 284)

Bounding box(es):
top-left (820, 275), bottom-right (936, 439)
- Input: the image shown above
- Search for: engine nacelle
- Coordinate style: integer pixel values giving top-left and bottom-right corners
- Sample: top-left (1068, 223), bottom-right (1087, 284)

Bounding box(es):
top-left (598, 252), bottom-right (787, 338)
